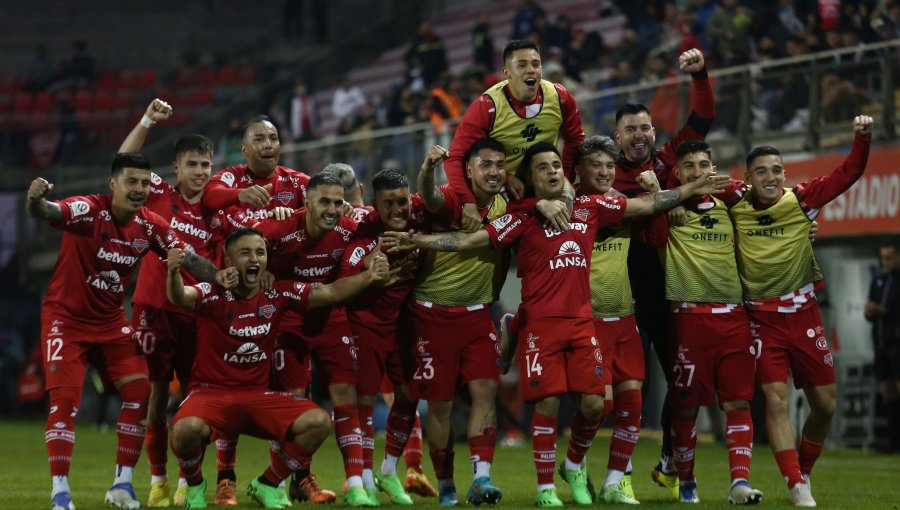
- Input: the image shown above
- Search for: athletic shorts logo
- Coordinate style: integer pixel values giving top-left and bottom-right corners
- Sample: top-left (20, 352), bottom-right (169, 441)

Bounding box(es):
top-left (816, 337), bottom-right (828, 350)
top-left (824, 353), bottom-right (833, 366)
top-left (258, 304), bottom-right (276, 319)
top-left (341, 336), bottom-right (352, 345)
top-left (806, 328), bottom-right (815, 338)
top-left (593, 349), bottom-right (603, 363)
top-left (121, 326), bottom-right (132, 335)
top-left (590, 337), bottom-right (597, 346)
top-left (489, 332), bottom-right (497, 341)
top-left (594, 365), bottom-right (605, 379)
top-left (68, 200), bottom-right (90, 217)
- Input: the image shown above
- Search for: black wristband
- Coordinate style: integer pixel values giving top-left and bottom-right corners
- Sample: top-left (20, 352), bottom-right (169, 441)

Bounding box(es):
top-left (691, 69), bottom-right (708, 80)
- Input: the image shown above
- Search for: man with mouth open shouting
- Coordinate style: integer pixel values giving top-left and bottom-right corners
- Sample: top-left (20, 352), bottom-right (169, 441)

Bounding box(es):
top-left (443, 39), bottom-right (585, 231)
top-left (383, 142), bottom-right (727, 507)
top-left (27, 153), bottom-right (228, 510)
top-left (165, 227), bottom-right (391, 508)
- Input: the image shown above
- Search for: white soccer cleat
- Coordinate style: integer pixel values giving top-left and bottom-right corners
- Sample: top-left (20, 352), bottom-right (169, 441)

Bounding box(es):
top-left (51, 491), bottom-right (76, 510)
top-left (105, 482), bottom-right (142, 509)
top-left (728, 480), bottom-right (763, 505)
top-left (790, 482), bottom-right (816, 507)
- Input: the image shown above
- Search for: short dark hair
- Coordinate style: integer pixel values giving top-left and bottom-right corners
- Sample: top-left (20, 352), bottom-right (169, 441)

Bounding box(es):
top-left (463, 137), bottom-right (506, 164)
top-left (676, 139), bottom-right (712, 162)
top-left (308, 172), bottom-right (344, 192)
top-left (517, 141), bottom-right (560, 183)
top-left (224, 227), bottom-right (264, 252)
top-left (241, 114), bottom-right (275, 140)
top-left (111, 152), bottom-right (151, 177)
top-left (174, 134), bottom-right (214, 158)
top-left (881, 239), bottom-right (900, 252)
top-left (615, 102), bottom-right (650, 125)
top-left (577, 135), bottom-right (618, 163)
top-left (503, 40), bottom-right (540, 64)
top-left (372, 169), bottom-right (409, 192)
top-left (321, 163), bottom-right (358, 192)
top-left (745, 146), bottom-right (781, 168)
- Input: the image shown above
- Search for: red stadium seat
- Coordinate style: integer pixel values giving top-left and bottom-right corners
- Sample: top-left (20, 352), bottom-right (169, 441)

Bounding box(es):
top-left (97, 71), bottom-right (121, 90)
top-left (93, 90), bottom-right (114, 111)
top-left (73, 90), bottom-right (92, 111)
top-left (33, 92), bottom-right (56, 112)
top-left (217, 66), bottom-right (238, 85)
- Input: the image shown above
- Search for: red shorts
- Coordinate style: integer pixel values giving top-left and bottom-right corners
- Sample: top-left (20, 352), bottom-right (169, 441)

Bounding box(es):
top-left (749, 303), bottom-right (836, 388)
top-left (174, 387), bottom-right (322, 440)
top-left (667, 310), bottom-right (756, 409)
top-left (41, 307), bottom-right (147, 390)
top-left (408, 301), bottom-right (499, 401)
top-left (132, 303), bottom-right (197, 383)
top-left (272, 315), bottom-right (358, 391)
top-left (592, 315), bottom-right (645, 385)
top-left (518, 316), bottom-right (606, 402)
top-left (352, 320), bottom-right (414, 398)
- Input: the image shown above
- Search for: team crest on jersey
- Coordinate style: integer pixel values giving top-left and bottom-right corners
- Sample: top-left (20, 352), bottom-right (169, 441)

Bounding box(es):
top-left (331, 248), bottom-right (344, 260)
top-left (258, 304), bottom-right (276, 319)
top-left (824, 353), bottom-right (833, 366)
top-left (209, 217), bottom-right (222, 229)
top-left (276, 191), bottom-right (295, 205)
top-left (574, 208), bottom-right (589, 221)
top-left (594, 365), bottom-right (605, 379)
top-left (132, 238), bottom-right (149, 253)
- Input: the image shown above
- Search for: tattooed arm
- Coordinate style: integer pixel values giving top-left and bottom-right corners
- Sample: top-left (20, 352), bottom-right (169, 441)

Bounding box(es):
top-left (623, 170), bottom-right (728, 218)
top-left (382, 229), bottom-right (490, 252)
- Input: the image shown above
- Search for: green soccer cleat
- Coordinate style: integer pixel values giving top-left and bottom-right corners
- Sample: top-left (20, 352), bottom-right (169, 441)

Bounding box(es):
top-left (600, 483), bottom-right (640, 505)
top-left (344, 486), bottom-right (378, 507)
top-left (275, 485), bottom-right (291, 508)
top-left (622, 473), bottom-right (635, 500)
top-left (557, 462), bottom-right (594, 505)
top-left (534, 488), bottom-right (563, 507)
top-left (247, 478), bottom-right (288, 509)
top-left (651, 465), bottom-right (679, 501)
top-left (375, 473), bottom-right (412, 505)
top-left (365, 487), bottom-right (380, 506)
top-left (147, 480), bottom-right (171, 507)
top-left (184, 480), bottom-right (208, 509)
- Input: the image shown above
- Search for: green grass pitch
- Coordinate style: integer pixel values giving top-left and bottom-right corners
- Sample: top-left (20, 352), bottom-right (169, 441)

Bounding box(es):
top-left (2, 421), bottom-right (899, 509)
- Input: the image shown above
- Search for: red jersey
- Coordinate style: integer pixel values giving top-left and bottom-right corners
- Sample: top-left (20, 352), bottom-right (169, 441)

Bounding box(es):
top-left (340, 195), bottom-right (434, 329)
top-left (255, 210), bottom-right (357, 331)
top-left (485, 195), bottom-right (627, 319)
top-left (189, 281), bottom-right (311, 390)
top-left (446, 82), bottom-right (584, 204)
top-left (45, 194), bottom-right (188, 325)
top-left (132, 175), bottom-right (223, 311)
top-left (350, 204), bottom-right (374, 223)
top-left (202, 164), bottom-right (310, 223)
top-left (614, 73), bottom-right (715, 197)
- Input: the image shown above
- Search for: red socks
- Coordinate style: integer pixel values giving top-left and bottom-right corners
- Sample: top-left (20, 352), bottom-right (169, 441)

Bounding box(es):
top-left (46, 387), bottom-right (80, 477)
top-left (385, 400), bottom-right (417, 458)
top-left (798, 437), bottom-right (823, 477)
top-left (566, 410), bottom-right (601, 466)
top-left (725, 408), bottom-right (753, 482)
top-left (115, 378), bottom-right (150, 468)
top-left (404, 413), bottom-right (424, 469)
top-left (671, 412), bottom-right (697, 481)
top-left (774, 449), bottom-right (804, 488)
top-left (608, 389), bottom-right (642, 471)
top-left (333, 404), bottom-right (364, 478)
top-left (145, 421), bottom-right (169, 477)
top-left (214, 434), bottom-right (238, 473)
top-left (429, 446), bottom-right (455, 481)
top-left (358, 403), bottom-right (375, 472)
top-left (531, 413), bottom-right (557, 485)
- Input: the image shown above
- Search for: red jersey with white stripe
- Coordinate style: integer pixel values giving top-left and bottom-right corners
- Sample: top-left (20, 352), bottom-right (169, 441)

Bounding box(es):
top-left (45, 194), bottom-right (188, 325)
top-left (132, 175), bottom-right (223, 311)
top-left (255, 210), bottom-right (357, 331)
top-left (485, 195), bottom-right (627, 319)
top-left (189, 281), bottom-right (311, 390)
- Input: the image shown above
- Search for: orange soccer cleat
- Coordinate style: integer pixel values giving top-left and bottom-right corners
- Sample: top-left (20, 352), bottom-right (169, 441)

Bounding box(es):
top-left (404, 467), bottom-right (438, 498)
top-left (214, 479), bottom-right (238, 506)
top-left (289, 473), bottom-right (338, 504)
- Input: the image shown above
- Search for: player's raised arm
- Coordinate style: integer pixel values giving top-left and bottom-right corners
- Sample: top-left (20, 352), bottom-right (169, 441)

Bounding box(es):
top-left (25, 177), bottom-right (62, 222)
top-left (417, 144), bottom-right (449, 213)
top-left (382, 229), bottom-right (490, 252)
top-left (166, 248), bottom-right (200, 311)
top-left (118, 98), bottom-right (173, 153)
top-left (623, 170), bottom-right (728, 218)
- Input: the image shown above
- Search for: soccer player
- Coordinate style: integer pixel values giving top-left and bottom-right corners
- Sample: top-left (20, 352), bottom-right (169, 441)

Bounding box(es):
top-left (339, 168), bottom-right (443, 504)
top-left (254, 172), bottom-right (368, 506)
top-left (27, 153), bottom-right (227, 510)
top-left (655, 140), bottom-right (763, 505)
top-left (384, 142), bottom-right (727, 507)
top-left (165, 227), bottom-right (391, 508)
top-left (726, 115), bottom-right (872, 507)
top-left (410, 138), bottom-right (511, 506)
top-left (116, 99), bottom-right (233, 507)
top-left (612, 48), bottom-right (715, 498)
top-left (444, 39), bottom-right (584, 231)
top-left (320, 162), bottom-right (373, 221)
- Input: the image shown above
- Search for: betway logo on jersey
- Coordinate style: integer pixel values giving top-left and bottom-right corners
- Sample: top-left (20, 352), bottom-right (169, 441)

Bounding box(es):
top-left (97, 247), bottom-right (138, 265)
top-left (223, 342), bottom-right (268, 364)
top-left (294, 265), bottom-right (333, 278)
top-left (169, 218), bottom-right (212, 242)
top-left (228, 323), bottom-right (271, 337)
top-left (549, 241), bottom-right (587, 270)
top-left (545, 222), bottom-right (587, 238)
